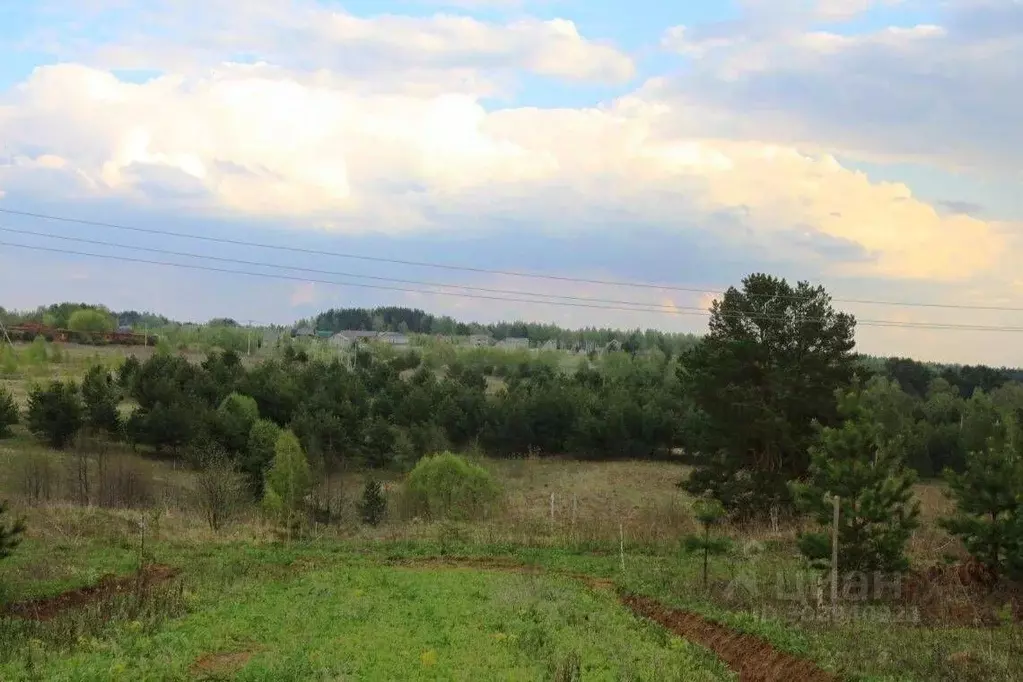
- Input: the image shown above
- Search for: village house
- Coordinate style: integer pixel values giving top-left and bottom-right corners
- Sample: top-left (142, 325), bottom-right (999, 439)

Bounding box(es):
top-left (496, 337), bottom-right (530, 350)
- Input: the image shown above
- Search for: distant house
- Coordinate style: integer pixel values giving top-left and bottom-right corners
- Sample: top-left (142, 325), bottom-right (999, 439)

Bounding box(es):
top-left (329, 330), bottom-right (379, 348)
top-left (292, 326), bottom-right (315, 338)
top-left (378, 331), bottom-right (410, 347)
top-left (497, 337), bottom-right (530, 350)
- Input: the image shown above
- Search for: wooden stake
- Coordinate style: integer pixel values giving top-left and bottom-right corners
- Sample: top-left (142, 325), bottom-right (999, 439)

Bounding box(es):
top-left (619, 522), bottom-right (626, 573)
top-left (831, 494), bottom-right (840, 621)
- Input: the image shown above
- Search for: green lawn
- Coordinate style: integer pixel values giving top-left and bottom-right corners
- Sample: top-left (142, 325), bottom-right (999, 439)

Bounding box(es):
top-left (1, 556), bottom-right (732, 681)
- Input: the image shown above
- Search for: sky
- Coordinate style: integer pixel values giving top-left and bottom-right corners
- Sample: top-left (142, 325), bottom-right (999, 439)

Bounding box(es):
top-left (1, 0), bottom-right (1022, 365)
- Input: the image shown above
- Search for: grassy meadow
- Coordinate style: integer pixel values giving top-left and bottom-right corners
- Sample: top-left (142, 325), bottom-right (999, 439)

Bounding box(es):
top-left (0, 341), bottom-right (1021, 681)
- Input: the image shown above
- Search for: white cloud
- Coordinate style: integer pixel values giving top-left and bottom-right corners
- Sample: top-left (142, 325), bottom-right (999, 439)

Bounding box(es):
top-left (0, 59), bottom-right (1009, 284)
top-left (30, 0), bottom-right (633, 89)
top-left (659, 1), bottom-right (1023, 175)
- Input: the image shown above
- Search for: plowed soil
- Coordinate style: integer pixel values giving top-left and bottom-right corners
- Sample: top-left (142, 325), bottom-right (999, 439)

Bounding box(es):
top-left (622, 595), bottom-right (837, 682)
top-left (2, 564), bottom-right (180, 622)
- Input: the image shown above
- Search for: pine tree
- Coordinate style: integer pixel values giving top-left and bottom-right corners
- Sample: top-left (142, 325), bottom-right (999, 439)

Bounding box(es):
top-left (680, 274), bottom-right (856, 519)
top-left (26, 380), bottom-right (84, 449)
top-left (81, 364), bottom-right (121, 437)
top-left (940, 438), bottom-right (1023, 580)
top-left (358, 479), bottom-right (387, 526)
top-left (0, 386), bottom-right (18, 438)
top-left (0, 500), bottom-right (26, 561)
top-left (793, 378), bottom-right (920, 574)
top-left (682, 497), bottom-right (731, 590)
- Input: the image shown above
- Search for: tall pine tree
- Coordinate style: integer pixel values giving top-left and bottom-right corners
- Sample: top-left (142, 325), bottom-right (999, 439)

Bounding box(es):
top-left (680, 274), bottom-right (856, 518)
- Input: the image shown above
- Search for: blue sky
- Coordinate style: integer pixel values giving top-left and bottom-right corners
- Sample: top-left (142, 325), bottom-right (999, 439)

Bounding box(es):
top-left (1, 0), bottom-right (1021, 364)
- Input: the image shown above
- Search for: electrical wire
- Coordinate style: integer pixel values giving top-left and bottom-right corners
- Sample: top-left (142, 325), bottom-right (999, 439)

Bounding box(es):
top-left (3, 206), bottom-right (1021, 312)
top-left (4, 239), bottom-right (1023, 332)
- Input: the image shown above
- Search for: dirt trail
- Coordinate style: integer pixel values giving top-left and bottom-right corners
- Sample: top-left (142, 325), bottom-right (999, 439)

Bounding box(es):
top-left (2, 564), bottom-right (180, 622)
top-left (389, 556), bottom-right (837, 682)
top-left (622, 595), bottom-right (837, 682)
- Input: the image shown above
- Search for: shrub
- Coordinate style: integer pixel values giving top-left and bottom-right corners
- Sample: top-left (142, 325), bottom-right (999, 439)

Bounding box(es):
top-left (358, 479), bottom-right (387, 526)
top-left (96, 454), bottom-right (155, 508)
top-left (0, 345), bottom-right (18, 376)
top-left (244, 419), bottom-right (281, 499)
top-left (193, 443), bottom-right (247, 531)
top-left (23, 336), bottom-right (49, 364)
top-left (403, 451), bottom-right (501, 521)
top-left (0, 500), bottom-right (25, 561)
top-left (68, 308), bottom-right (115, 334)
top-left (16, 450), bottom-right (60, 504)
top-left (0, 386), bottom-right (17, 438)
top-left (26, 380), bottom-right (84, 449)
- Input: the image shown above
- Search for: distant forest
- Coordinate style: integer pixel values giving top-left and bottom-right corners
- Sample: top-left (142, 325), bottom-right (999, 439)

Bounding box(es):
top-left (4, 301), bottom-right (1023, 399)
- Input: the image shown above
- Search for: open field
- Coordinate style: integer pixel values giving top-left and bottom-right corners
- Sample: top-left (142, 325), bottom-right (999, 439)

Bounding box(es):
top-left (2, 341), bottom-right (1022, 681)
top-left (1, 451), bottom-right (1021, 682)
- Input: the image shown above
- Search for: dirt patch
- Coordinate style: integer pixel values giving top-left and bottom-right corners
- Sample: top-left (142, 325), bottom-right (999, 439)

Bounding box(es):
top-left (622, 595), bottom-right (837, 682)
top-left (190, 649), bottom-right (257, 678)
top-left (2, 564), bottom-right (180, 622)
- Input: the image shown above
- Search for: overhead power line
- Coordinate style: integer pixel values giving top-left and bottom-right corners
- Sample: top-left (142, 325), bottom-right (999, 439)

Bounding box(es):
top-left (4, 239), bottom-right (1023, 333)
top-left (1, 206), bottom-right (1020, 313)
top-left (0, 226), bottom-right (683, 313)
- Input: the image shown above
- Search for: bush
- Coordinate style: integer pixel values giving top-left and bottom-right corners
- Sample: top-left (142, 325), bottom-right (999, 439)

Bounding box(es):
top-left (96, 454), bottom-right (155, 508)
top-left (0, 345), bottom-right (17, 376)
top-left (16, 450), bottom-right (60, 504)
top-left (26, 380), bottom-right (84, 449)
top-left (0, 386), bottom-right (17, 438)
top-left (358, 479), bottom-right (387, 526)
top-left (403, 452), bottom-right (501, 521)
top-left (68, 308), bottom-right (115, 334)
top-left (244, 419), bottom-right (281, 499)
top-left (193, 443), bottom-right (247, 531)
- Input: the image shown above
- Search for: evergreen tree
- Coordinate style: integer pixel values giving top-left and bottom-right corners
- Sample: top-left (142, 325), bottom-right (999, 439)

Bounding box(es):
top-left (26, 380), bottom-right (84, 449)
top-left (0, 386), bottom-right (18, 438)
top-left (0, 500), bottom-right (26, 561)
top-left (940, 438), bottom-right (1023, 580)
top-left (81, 364), bottom-right (121, 437)
top-left (680, 274), bottom-right (857, 518)
top-left (358, 479), bottom-right (387, 526)
top-left (793, 379), bottom-right (920, 574)
top-left (682, 497), bottom-right (731, 590)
